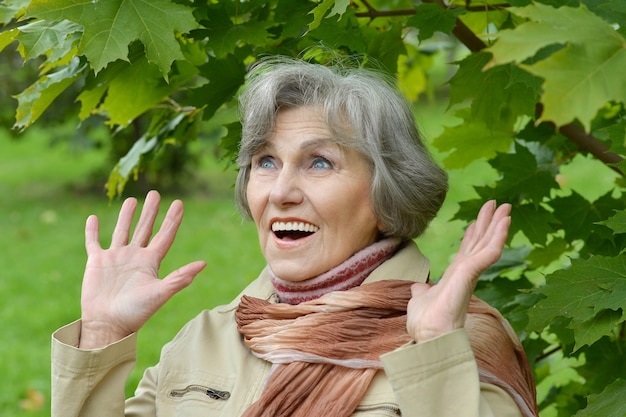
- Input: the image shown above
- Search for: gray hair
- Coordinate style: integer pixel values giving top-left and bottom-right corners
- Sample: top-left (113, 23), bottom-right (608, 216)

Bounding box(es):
top-left (235, 56), bottom-right (448, 240)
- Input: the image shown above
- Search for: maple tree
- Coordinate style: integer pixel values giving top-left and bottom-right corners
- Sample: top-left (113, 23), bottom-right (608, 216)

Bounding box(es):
top-left (2, 0), bottom-right (626, 415)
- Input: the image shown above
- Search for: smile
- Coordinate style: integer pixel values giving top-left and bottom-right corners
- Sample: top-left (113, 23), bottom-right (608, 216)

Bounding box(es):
top-left (271, 221), bottom-right (319, 240)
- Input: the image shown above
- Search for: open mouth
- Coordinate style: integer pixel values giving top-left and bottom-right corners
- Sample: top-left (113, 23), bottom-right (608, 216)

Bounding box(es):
top-left (272, 221), bottom-right (319, 241)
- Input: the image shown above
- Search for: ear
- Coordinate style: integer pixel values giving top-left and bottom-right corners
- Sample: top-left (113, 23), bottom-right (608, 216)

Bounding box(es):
top-left (376, 221), bottom-right (389, 238)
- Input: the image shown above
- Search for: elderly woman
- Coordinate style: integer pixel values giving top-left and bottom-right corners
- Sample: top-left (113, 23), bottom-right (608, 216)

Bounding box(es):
top-left (52, 57), bottom-right (537, 417)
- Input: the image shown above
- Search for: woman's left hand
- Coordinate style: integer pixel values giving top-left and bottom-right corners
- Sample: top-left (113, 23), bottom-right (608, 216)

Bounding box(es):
top-left (406, 200), bottom-right (511, 343)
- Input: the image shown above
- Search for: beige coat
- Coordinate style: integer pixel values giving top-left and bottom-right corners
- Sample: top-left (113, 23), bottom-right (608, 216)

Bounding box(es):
top-left (52, 241), bottom-right (523, 417)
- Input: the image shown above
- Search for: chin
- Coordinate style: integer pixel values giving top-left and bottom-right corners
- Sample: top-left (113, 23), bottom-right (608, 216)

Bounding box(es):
top-left (270, 263), bottom-right (320, 282)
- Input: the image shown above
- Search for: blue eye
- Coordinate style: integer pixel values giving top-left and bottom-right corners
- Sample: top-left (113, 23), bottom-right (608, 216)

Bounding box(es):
top-left (256, 156), bottom-right (274, 169)
top-left (311, 156), bottom-right (332, 170)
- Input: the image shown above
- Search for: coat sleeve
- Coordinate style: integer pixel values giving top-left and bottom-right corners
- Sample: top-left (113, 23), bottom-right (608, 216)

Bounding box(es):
top-left (381, 329), bottom-right (523, 417)
top-left (51, 320), bottom-right (149, 417)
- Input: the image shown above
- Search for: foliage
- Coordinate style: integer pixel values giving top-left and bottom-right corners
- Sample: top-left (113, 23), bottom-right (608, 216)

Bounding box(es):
top-left (1, 0), bottom-right (626, 415)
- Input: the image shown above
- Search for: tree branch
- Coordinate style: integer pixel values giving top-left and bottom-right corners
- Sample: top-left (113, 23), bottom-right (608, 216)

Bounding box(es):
top-left (354, 0), bottom-right (624, 174)
top-left (354, 0), bottom-right (510, 18)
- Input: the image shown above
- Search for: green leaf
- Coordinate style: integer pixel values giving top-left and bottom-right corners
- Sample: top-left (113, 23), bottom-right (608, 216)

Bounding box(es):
top-left (527, 254), bottom-right (626, 349)
top-left (106, 135), bottom-right (158, 199)
top-left (585, 0), bottom-right (626, 37)
top-left (577, 338), bottom-right (626, 391)
top-left (407, 3), bottom-right (463, 41)
top-left (573, 379), bottom-right (626, 417)
top-left (13, 19), bottom-right (82, 61)
top-left (594, 117), bottom-right (626, 156)
top-left (27, 0), bottom-right (197, 76)
top-left (527, 237), bottom-right (570, 269)
top-left (14, 56), bottom-right (86, 129)
top-left (449, 53), bottom-right (539, 129)
top-left (365, 22), bottom-right (405, 74)
top-left (99, 57), bottom-right (176, 127)
top-left (306, 10), bottom-right (369, 58)
top-left (486, 3), bottom-right (611, 68)
top-left (510, 204), bottom-right (557, 245)
top-left (220, 121), bottom-right (242, 165)
top-left (529, 40), bottom-right (626, 132)
top-left (598, 210), bottom-right (626, 235)
top-left (76, 82), bottom-right (108, 121)
top-left (274, 0), bottom-right (313, 40)
top-left (490, 142), bottom-right (559, 204)
top-left (551, 191), bottom-right (625, 242)
top-left (0, 27), bottom-right (19, 54)
top-left (432, 113), bottom-right (514, 169)
top-left (574, 309), bottom-right (621, 351)
top-left (308, 0), bottom-right (349, 31)
top-left (189, 55), bottom-right (246, 120)
top-left (485, 3), bottom-right (626, 131)
top-left (0, 0), bottom-right (29, 25)
top-left (480, 246), bottom-right (531, 281)
top-left (309, 0), bottom-right (334, 31)
top-left (475, 275), bottom-right (538, 333)
top-left (328, 0), bottom-right (349, 19)
top-left (207, 5), bottom-right (275, 58)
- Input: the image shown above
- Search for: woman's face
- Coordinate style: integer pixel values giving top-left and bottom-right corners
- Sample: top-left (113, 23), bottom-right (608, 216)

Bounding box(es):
top-left (246, 106), bottom-right (381, 282)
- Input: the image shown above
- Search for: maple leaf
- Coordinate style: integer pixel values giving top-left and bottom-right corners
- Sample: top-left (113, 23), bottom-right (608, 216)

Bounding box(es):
top-left (408, 3), bottom-right (464, 41)
top-left (485, 3), bottom-right (626, 131)
top-left (432, 109), bottom-right (514, 169)
top-left (309, 0), bottom-right (349, 31)
top-left (27, 0), bottom-right (197, 77)
top-left (573, 378), bottom-right (626, 417)
top-left (598, 210), bottom-right (626, 236)
top-left (527, 255), bottom-right (626, 350)
top-left (14, 56), bottom-right (86, 129)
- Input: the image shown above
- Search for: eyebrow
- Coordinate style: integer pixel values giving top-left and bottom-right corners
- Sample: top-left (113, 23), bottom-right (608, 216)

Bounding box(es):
top-left (299, 138), bottom-right (338, 150)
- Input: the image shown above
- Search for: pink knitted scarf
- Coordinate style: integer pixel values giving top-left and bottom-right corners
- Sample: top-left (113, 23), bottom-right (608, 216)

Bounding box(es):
top-left (269, 237), bottom-right (401, 304)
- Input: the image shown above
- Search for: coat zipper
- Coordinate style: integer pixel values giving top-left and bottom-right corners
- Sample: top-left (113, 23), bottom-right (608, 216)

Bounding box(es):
top-left (354, 403), bottom-right (401, 415)
top-left (169, 385), bottom-right (231, 400)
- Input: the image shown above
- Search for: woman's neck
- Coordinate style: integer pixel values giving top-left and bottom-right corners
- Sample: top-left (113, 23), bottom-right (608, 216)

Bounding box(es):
top-left (269, 237), bottom-right (402, 304)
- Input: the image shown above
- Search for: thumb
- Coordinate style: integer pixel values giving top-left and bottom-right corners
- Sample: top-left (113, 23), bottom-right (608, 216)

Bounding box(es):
top-left (160, 260), bottom-right (207, 298)
top-left (410, 282), bottom-right (432, 298)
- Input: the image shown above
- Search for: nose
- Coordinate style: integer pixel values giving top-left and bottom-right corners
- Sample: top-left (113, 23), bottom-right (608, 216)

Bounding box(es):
top-left (268, 166), bottom-right (303, 207)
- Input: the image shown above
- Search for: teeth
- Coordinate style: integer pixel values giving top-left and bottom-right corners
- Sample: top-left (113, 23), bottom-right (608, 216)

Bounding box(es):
top-left (272, 221), bottom-right (319, 233)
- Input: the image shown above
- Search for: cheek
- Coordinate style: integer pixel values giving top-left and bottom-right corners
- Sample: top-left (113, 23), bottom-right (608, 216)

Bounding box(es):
top-left (246, 181), bottom-right (263, 222)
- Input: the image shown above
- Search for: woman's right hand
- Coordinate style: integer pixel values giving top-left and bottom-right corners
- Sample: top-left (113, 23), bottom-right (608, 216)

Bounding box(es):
top-left (78, 190), bottom-right (206, 349)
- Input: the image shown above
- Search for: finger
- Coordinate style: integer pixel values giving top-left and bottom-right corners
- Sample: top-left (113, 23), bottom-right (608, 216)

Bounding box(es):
top-left (130, 190), bottom-right (161, 247)
top-left (110, 197), bottom-right (138, 247)
top-left (159, 260), bottom-right (207, 299)
top-left (484, 213), bottom-right (511, 258)
top-left (456, 214), bottom-right (511, 279)
top-left (474, 203), bottom-right (511, 252)
top-left (148, 199), bottom-right (185, 257)
top-left (457, 201), bottom-right (495, 253)
top-left (85, 215), bottom-right (102, 254)
top-left (471, 200), bottom-right (498, 239)
top-left (483, 203), bottom-right (511, 243)
top-left (459, 201), bottom-right (510, 255)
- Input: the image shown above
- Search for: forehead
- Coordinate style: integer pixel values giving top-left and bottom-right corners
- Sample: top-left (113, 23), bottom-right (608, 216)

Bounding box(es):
top-left (264, 106), bottom-right (356, 149)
